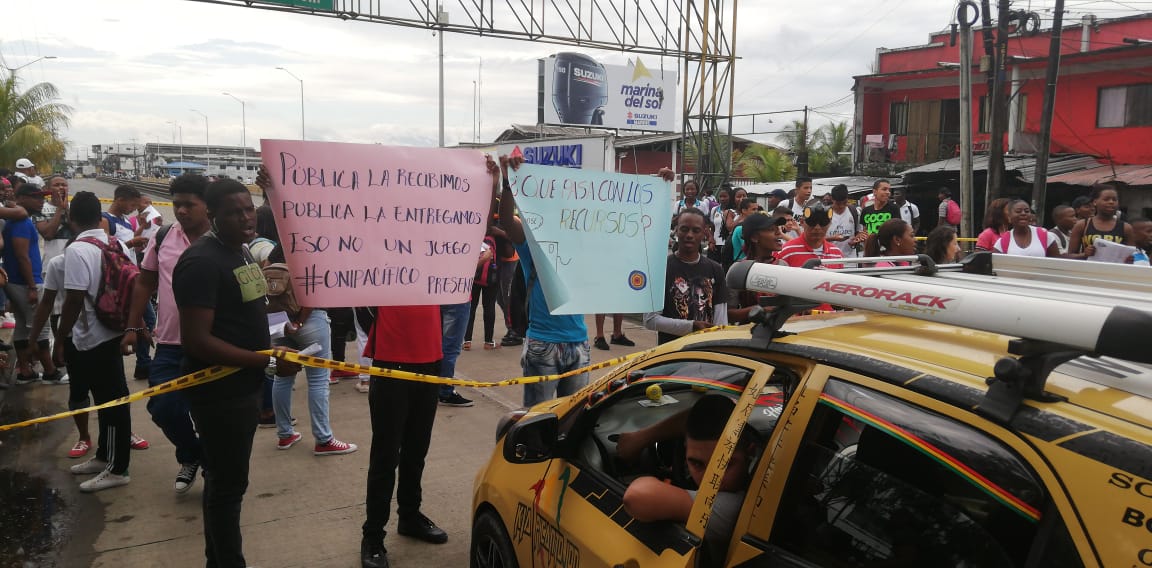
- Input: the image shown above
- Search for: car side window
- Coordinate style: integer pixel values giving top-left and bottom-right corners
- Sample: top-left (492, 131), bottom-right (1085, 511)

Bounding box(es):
top-left (763, 379), bottom-right (1081, 568)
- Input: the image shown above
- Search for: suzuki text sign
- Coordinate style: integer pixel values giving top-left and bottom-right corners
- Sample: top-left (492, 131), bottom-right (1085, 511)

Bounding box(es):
top-left (509, 163), bottom-right (672, 314)
top-left (539, 52), bottom-right (678, 132)
top-left (260, 140), bottom-right (491, 307)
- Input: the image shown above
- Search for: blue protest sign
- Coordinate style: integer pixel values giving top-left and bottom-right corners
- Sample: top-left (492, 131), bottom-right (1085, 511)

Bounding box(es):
top-left (509, 164), bottom-right (672, 314)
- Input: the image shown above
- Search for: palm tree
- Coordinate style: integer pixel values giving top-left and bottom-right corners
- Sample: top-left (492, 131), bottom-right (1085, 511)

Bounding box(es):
top-left (813, 121), bottom-right (853, 175)
top-left (0, 70), bottom-right (73, 173)
top-left (736, 143), bottom-right (796, 182)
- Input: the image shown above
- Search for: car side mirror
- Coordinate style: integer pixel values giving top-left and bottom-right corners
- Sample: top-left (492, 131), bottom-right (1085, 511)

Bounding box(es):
top-left (502, 413), bottom-right (558, 464)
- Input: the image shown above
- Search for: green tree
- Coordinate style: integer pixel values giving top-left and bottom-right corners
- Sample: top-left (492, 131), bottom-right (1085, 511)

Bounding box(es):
top-left (736, 143), bottom-right (796, 182)
top-left (0, 70), bottom-right (72, 173)
top-left (813, 121), bottom-right (853, 175)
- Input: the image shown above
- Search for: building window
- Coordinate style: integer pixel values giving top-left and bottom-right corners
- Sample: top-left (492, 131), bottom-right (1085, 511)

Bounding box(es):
top-left (1098, 84), bottom-right (1152, 128)
top-left (977, 96), bottom-right (996, 134)
top-left (889, 102), bottom-right (908, 135)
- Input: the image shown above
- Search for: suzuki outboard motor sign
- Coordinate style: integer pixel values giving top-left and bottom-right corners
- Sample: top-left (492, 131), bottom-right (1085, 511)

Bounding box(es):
top-left (539, 52), bottom-right (678, 132)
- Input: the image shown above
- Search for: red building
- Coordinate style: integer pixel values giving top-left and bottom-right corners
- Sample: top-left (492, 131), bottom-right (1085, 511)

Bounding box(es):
top-left (853, 13), bottom-right (1152, 171)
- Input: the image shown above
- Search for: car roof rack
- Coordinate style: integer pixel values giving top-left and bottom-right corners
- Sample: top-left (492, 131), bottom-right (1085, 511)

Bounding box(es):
top-left (726, 253), bottom-right (1152, 423)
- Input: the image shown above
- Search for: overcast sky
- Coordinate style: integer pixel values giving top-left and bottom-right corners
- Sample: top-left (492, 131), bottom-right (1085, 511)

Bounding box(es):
top-left (2, 0), bottom-right (1144, 159)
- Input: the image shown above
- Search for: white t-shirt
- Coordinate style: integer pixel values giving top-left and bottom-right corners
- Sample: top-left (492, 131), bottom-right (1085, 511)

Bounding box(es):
top-left (993, 226), bottom-right (1051, 258)
top-left (43, 253), bottom-right (66, 314)
top-left (784, 197), bottom-right (816, 223)
top-left (64, 229), bottom-right (122, 350)
top-left (897, 202), bottom-right (920, 226)
top-left (828, 207), bottom-right (860, 258)
top-left (139, 205), bottom-right (163, 240)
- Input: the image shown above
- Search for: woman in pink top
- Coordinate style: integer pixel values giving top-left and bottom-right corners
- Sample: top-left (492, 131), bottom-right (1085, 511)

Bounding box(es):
top-left (974, 197), bottom-right (1012, 252)
top-left (864, 219), bottom-right (917, 267)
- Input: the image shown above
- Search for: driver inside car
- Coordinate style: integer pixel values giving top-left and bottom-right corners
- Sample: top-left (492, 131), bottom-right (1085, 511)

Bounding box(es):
top-left (620, 395), bottom-right (758, 566)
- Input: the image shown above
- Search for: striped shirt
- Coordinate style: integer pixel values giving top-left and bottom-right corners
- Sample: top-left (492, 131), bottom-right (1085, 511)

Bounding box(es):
top-left (777, 236), bottom-right (845, 269)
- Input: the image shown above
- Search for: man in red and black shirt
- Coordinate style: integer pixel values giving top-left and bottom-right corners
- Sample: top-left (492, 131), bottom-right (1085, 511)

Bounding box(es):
top-left (777, 203), bottom-right (845, 269)
top-left (361, 305), bottom-right (447, 568)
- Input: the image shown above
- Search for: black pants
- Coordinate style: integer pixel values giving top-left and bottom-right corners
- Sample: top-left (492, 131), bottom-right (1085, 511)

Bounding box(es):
top-left (465, 284), bottom-right (497, 343)
top-left (362, 361), bottom-right (440, 541)
top-left (65, 336), bottom-right (131, 475)
top-left (507, 261), bottom-right (528, 336)
top-left (189, 390), bottom-right (260, 568)
top-left (328, 307), bottom-right (355, 362)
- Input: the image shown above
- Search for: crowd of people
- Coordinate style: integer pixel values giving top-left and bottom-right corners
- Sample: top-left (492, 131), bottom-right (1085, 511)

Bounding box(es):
top-left (1, 152), bottom-right (1149, 568)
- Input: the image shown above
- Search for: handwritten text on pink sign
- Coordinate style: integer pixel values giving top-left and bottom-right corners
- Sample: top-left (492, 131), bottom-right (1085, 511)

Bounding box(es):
top-left (261, 140), bottom-right (491, 307)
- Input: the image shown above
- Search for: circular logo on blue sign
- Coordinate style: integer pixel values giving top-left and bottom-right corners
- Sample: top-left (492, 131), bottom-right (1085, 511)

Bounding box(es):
top-left (628, 270), bottom-right (647, 290)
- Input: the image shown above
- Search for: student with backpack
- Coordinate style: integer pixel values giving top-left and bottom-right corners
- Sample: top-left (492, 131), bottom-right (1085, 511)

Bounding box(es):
top-left (57, 192), bottom-right (136, 493)
top-left (826, 184), bottom-right (867, 258)
top-left (463, 235), bottom-right (500, 351)
top-left (938, 188), bottom-right (962, 234)
top-left (121, 174), bottom-right (211, 493)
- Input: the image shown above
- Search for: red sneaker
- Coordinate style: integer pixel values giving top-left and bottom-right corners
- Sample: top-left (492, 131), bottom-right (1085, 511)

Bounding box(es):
top-left (330, 369), bottom-right (359, 379)
top-left (68, 439), bottom-right (92, 459)
top-left (277, 431), bottom-right (303, 450)
top-left (130, 433), bottom-right (150, 450)
top-left (314, 438), bottom-right (358, 456)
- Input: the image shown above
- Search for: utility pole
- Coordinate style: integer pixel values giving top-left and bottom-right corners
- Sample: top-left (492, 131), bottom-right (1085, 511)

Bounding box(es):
top-left (985, 0), bottom-right (1011, 203)
top-left (1031, 0), bottom-right (1065, 226)
top-left (797, 106), bottom-right (810, 177)
top-left (437, 4), bottom-right (447, 148)
top-left (959, 16), bottom-right (976, 239)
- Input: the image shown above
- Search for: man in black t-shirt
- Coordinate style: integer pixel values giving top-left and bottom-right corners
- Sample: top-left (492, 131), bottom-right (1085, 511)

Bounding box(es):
top-left (174, 179), bottom-right (300, 568)
top-left (861, 179), bottom-right (900, 235)
top-left (644, 208), bottom-right (729, 344)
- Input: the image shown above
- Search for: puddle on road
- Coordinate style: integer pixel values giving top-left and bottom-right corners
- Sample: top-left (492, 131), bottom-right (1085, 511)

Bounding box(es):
top-left (0, 469), bottom-right (67, 567)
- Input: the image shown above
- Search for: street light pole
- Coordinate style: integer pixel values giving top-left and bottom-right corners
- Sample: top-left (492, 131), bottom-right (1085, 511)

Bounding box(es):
top-left (223, 92), bottom-right (248, 177)
top-left (167, 121), bottom-right (183, 164)
top-left (2, 55), bottom-right (57, 74)
top-left (191, 109), bottom-right (209, 174)
top-left (276, 67), bottom-right (305, 140)
top-left (437, 5), bottom-right (448, 148)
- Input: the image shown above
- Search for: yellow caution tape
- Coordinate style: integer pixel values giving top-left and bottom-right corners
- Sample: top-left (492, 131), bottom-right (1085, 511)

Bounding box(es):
top-left (0, 325), bottom-right (733, 433)
top-left (0, 365), bottom-right (239, 432)
top-left (93, 197), bottom-right (174, 207)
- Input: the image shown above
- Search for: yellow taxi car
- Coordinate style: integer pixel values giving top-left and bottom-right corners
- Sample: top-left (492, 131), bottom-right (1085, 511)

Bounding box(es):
top-left (471, 253), bottom-right (1152, 568)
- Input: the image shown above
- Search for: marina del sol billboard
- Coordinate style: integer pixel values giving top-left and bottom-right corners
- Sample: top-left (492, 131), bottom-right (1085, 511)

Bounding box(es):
top-left (538, 53), bottom-right (678, 133)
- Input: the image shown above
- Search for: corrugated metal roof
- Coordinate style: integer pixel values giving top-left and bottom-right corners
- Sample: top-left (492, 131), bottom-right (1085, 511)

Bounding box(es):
top-left (898, 154), bottom-right (1102, 183)
top-left (1047, 164), bottom-right (1152, 187)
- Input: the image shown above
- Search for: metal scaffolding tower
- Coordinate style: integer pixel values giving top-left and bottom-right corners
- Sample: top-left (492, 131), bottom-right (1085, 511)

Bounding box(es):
top-left (186, 0), bottom-right (737, 185)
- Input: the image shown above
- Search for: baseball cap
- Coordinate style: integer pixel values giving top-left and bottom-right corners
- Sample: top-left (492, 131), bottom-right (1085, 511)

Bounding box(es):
top-left (768, 189), bottom-right (788, 200)
top-left (803, 203), bottom-right (832, 226)
top-left (15, 158), bottom-right (34, 169)
top-left (15, 183), bottom-right (47, 197)
top-left (829, 184), bottom-right (849, 202)
top-left (742, 211), bottom-right (787, 235)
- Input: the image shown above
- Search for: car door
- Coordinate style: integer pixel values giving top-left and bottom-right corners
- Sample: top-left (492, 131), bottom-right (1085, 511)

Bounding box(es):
top-left (727, 366), bottom-right (1092, 567)
top-left (528, 352), bottom-right (776, 568)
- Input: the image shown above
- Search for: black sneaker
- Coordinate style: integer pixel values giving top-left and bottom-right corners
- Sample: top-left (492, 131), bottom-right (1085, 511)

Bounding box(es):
top-left (438, 392), bottom-right (474, 407)
top-left (397, 512), bottom-right (448, 544)
top-left (361, 538), bottom-right (390, 568)
top-left (14, 372), bottom-right (40, 385)
top-left (174, 462), bottom-right (200, 494)
top-left (593, 337), bottom-right (610, 350)
top-left (41, 370), bottom-right (69, 385)
top-left (500, 332), bottom-right (523, 347)
top-left (610, 334), bottom-right (636, 347)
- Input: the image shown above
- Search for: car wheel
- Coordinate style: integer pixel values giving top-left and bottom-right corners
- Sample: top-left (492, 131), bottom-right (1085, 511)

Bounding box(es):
top-left (471, 510), bottom-right (519, 568)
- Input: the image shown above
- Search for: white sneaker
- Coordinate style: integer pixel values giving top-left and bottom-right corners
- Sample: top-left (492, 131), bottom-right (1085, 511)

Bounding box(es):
top-left (79, 470), bottom-right (130, 493)
top-left (70, 457), bottom-right (108, 475)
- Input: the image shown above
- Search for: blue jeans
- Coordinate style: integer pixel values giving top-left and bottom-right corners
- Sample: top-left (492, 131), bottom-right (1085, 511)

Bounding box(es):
top-left (148, 344), bottom-right (201, 465)
top-left (439, 302), bottom-right (471, 398)
top-left (135, 301), bottom-right (156, 373)
top-left (521, 338), bottom-right (590, 407)
top-left (273, 310), bottom-right (333, 444)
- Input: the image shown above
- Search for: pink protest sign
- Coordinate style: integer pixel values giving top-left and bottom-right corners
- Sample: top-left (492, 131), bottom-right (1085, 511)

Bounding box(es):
top-left (260, 140), bottom-right (492, 307)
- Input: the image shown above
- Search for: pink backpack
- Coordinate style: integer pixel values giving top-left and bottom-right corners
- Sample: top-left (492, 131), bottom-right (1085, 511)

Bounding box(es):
top-left (76, 235), bottom-right (140, 331)
top-left (946, 199), bottom-right (962, 226)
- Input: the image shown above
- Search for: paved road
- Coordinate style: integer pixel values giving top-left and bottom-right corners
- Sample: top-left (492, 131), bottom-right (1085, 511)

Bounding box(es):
top-left (0, 176), bottom-right (661, 567)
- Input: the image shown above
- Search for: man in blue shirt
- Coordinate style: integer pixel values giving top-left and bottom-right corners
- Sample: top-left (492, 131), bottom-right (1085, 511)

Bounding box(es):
top-left (497, 155), bottom-right (590, 407)
top-left (7, 183), bottom-right (65, 384)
